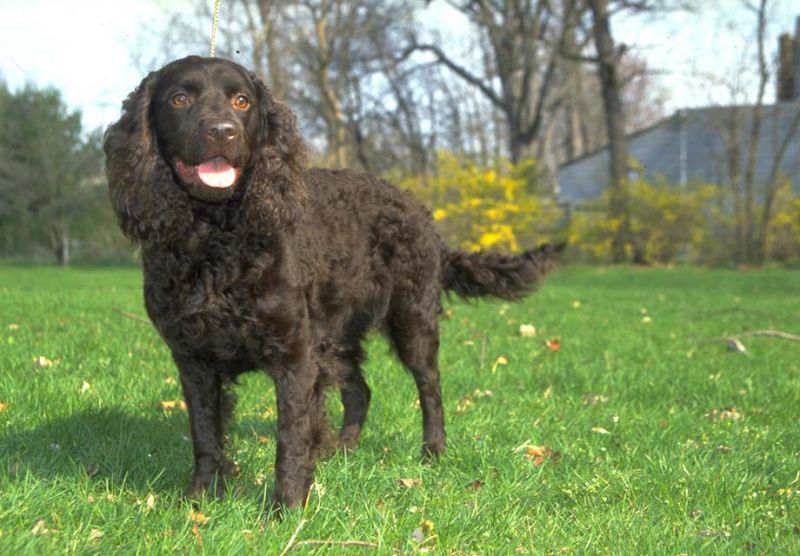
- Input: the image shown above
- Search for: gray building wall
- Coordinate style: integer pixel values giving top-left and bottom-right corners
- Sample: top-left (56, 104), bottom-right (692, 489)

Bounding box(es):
top-left (557, 103), bottom-right (800, 205)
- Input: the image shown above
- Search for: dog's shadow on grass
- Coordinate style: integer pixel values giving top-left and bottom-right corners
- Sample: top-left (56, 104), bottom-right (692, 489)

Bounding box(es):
top-left (1, 407), bottom-right (277, 496)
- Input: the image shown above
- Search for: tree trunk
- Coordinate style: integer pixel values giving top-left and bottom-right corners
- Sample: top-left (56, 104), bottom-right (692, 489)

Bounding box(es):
top-left (588, 0), bottom-right (630, 263)
top-left (312, 0), bottom-right (348, 168)
top-left (741, 0), bottom-right (768, 263)
top-left (50, 228), bottom-right (70, 266)
top-left (722, 107), bottom-right (746, 260)
top-left (757, 107), bottom-right (800, 260)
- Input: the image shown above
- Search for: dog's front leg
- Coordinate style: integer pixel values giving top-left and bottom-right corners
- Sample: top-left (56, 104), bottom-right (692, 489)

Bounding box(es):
top-left (271, 357), bottom-right (325, 509)
top-left (175, 356), bottom-right (226, 498)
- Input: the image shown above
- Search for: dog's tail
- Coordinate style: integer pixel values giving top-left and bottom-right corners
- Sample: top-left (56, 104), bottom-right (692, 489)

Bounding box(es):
top-left (441, 243), bottom-right (564, 301)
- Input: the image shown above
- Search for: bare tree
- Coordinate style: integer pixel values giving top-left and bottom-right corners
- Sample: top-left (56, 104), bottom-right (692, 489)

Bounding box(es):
top-left (713, 0), bottom-right (800, 262)
top-left (587, 0), bottom-right (631, 262)
top-left (741, 0), bottom-right (770, 261)
top-left (581, 0), bottom-right (689, 262)
top-left (240, 0), bottom-right (290, 99)
top-left (413, 0), bottom-right (584, 164)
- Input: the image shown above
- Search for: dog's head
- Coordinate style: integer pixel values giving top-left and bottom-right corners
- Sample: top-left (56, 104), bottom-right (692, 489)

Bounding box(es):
top-left (150, 56), bottom-right (260, 203)
top-left (104, 56), bottom-right (307, 244)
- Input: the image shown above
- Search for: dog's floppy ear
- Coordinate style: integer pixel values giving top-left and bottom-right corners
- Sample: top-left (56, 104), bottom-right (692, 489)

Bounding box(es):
top-left (104, 69), bottom-right (192, 244)
top-left (240, 74), bottom-right (308, 232)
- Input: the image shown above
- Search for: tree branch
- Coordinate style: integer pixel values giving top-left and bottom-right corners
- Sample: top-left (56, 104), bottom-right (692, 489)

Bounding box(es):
top-left (411, 43), bottom-right (503, 109)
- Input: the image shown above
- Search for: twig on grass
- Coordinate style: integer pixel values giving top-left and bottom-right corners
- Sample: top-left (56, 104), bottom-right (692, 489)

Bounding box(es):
top-left (293, 539), bottom-right (379, 549)
top-left (735, 330), bottom-right (800, 342)
top-left (279, 518), bottom-right (307, 556)
top-left (701, 329), bottom-right (800, 353)
top-left (281, 521), bottom-right (378, 554)
top-left (112, 307), bottom-right (151, 325)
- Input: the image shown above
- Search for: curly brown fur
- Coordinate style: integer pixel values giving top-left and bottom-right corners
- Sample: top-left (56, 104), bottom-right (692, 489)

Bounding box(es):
top-left (104, 56), bottom-right (560, 510)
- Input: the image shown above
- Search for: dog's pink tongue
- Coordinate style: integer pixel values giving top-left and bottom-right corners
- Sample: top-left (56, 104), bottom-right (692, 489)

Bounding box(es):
top-left (197, 157), bottom-right (236, 188)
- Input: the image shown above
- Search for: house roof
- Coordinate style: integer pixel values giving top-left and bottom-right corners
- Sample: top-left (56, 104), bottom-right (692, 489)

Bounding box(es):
top-left (558, 101), bottom-right (800, 171)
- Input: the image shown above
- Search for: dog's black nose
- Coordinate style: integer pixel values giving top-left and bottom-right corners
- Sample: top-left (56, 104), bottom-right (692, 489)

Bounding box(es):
top-left (206, 121), bottom-right (238, 142)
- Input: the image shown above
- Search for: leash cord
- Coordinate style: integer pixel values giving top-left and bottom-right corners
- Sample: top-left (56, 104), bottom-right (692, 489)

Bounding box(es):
top-left (209, 0), bottom-right (221, 57)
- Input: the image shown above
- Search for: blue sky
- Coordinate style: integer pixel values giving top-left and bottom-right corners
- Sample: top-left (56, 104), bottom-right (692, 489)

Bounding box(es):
top-left (0, 0), bottom-right (796, 132)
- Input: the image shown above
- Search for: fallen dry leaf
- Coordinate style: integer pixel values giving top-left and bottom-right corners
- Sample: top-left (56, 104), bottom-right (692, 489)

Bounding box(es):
top-left (0, 401), bottom-right (8, 412)
top-left (456, 388), bottom-right (493, 413)
top-left (591, 427), bottom-right (611, 435)
top-left (410, 519), bottom-right (435, 545)
top-left (519, 324), bottom-right (537, 337)
top-left (583, 394), bottom-right (609, 405)
top-left (192, 524), bottom-right (203, 545)
top-left (705, 406), bottom-right (742, 421)
top-left (160, 400), bottom-right (187, 413)
top-left (546, 338), bottom-right (561, 352)
top-left (145, 493), bottom-right (157, 510)
top-left (455, 397), bottom-right (474, 413)
top-left (33, 356), bottom-right (55, 368)
top-left (80, 381), bottom-right (91, 394)
top-left (468, 480), bottom-right (483, 490)
top-left (8, 323), bottom-right (20, 330)
top-left (397, 478), bottom-right (422, 489)
top-left (526, 445), bottom-right (554, 466)
top-left (88, 528), bottom-right (104, 542)
top-left (189, 510), bottom-right (209, 525)
top-left (491, 355), bottom-right (509, 374)
top-left (572, 300), bottom-right (582, 308)
top-left (30, 519), bottom-right (50, 536)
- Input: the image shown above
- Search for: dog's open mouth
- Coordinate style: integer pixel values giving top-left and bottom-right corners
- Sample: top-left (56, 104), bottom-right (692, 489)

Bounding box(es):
top-left (175, 157), bottom-right (239, 189)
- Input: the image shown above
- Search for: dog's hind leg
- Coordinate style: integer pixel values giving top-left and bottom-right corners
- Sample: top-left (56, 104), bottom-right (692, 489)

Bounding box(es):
top-left (387, 294), bottom-right (446, 460)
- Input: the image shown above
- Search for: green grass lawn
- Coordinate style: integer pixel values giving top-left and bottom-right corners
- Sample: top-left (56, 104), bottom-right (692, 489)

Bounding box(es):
top-left (0, 265), bottom-right (798, 554)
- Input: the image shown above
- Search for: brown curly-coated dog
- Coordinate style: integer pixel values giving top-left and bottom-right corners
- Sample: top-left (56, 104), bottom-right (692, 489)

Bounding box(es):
top-left (104, 55), bottom-right (560, 509)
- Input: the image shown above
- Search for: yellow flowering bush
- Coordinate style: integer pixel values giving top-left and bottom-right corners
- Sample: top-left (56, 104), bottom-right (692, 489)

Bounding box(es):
top-left (766, 180), bottom-right (800, 260)
top-left (569, 176), bottom-right (723, 264)
top-left (398, 152), bottom-right (562, 253)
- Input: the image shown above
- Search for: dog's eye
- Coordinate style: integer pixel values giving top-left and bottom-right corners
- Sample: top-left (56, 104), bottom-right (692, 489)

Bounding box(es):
top-left (171, 93), bottom-right (189, 108)
top-left (233, 94), bottom-right (250, 110)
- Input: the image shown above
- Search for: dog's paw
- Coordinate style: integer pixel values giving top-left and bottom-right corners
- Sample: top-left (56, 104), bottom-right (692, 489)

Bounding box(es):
top-left (183, 474), bottom-right (225, 499)
top-left (335, 429), bottom-right (361, 452)
top-left (421, 441), bottom-right (445, 463)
